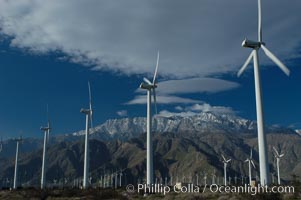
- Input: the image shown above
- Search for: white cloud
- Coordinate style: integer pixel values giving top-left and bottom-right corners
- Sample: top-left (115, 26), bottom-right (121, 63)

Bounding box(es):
top-left (157, 103), bottom-right (236, 117)
top-left (129, 77), bottom-right (239, 105)
top-left (187, 103), bottom-right (235, 115)
top-left (152, 78), bottom-right (240, 95)
top-left (116, 110), bottom-right (128, 117)
top-left (175, 106), bottom-right (183, 111)
top-left (0, 0), bottom-right (299, 78)
top-left (126, 95), bottom-right (202, 105)
top-left (157, 110), bottom-right (199, 118)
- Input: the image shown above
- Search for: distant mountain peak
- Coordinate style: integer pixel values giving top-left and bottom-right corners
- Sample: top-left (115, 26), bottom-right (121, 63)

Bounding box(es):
top-left (295, 129), bottom-right (301, 136)
top-left (70, 111), bottom-right (296, 140)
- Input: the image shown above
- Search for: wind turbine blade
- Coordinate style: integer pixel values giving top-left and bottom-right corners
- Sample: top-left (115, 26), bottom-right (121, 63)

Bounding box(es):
top-left (47, 104), bottom-right (50, 125)
top-left (251, 160), bottom-right (256, 169)
top-left (88, 81), bottom-right (92, 111)
top-left (88, 81), bottom-right (93, 128)
top-left (153, 88), bottom-right (158, 115)
top-left (258, 0), bottom-right (262, 42)
top-left (46, 125), bottom-right (50, 143)
top-left (46, 104), bottom-right (50, 142)
top-left (227, 159), bottom-right (231, 162)
top-left (244, 159), bottom-right (249, 163)
top-left (221, 154), bottom-right (226, 162)
top-left (273, 146), bottom-right (280, 157)
top-left (237, 51), bottom-right (254, 77)
top-left (250, 148), bottom-right (253, 159)
top-left (279, 154), bottom-right (284, 158)
top-left (152, 51), bottom-right (160, 84)
top-left (261, 45), bottom-right (290, 76)
top-left (90, 115), bottom-right (94, 130)
top-left (143, 77), bottom-right (152, 85)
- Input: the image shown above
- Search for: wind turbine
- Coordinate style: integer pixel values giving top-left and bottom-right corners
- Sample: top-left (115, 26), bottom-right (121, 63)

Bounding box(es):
top-left (80, 81), bottom-right (93, 189)
top-left (139, 51), bottom-right (160, 185)
top-left (245, 148), bottom-right (256, 185)
top-left (234, 174), bottom-right (237, 185)
top-left (119, 171), bottom-right (123, 187)
top-left (237, 0), bottom-right (290, 185)
top-left (40, 105), bottom-right (51, 189)
top-left (13, 136), bottom-right (23, 189)
top-left (273, 147), bottom-right (284, 185)
top-left (221, 155), bottom-right (231, 186)
top-left (211, 169), bottom-right (216, 184)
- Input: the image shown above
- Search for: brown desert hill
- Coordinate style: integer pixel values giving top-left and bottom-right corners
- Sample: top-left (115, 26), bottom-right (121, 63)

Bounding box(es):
top-left (1, 130), bottom-right (301, 188)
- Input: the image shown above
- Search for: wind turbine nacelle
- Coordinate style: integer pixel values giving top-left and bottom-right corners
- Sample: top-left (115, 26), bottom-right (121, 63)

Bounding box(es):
top-left (140, 83), bottom-right (155, 90)
top-left (80, 108), bottom-right (90, 114)
top-left (242, 39), bottom-right (262, 49)
top-left (40, 126), bottom-right (50, 131)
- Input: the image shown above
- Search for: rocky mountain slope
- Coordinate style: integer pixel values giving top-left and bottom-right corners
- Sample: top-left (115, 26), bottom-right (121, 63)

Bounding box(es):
top-left (0, 112), bottom-right (299, 187)
top-left (1, 131), bottom-right (300, 187)
top-left (1, 112), bottom-right (295, 158)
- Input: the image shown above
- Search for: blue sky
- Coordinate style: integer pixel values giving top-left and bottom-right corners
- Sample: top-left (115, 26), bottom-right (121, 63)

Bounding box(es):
top-left (0, 0), bottom-right (300, 138)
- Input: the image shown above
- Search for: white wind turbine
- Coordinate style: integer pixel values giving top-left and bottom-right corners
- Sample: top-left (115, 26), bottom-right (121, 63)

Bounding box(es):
top-left (139, 51), bottom-right (160, 185)
top-left (221, 155), bottom-right (231, 186)
top-left (80, 81), bottom-right (94, 189)
top-left (273, 147), bottom-right (284, 185)
top-left (203, 173), bottom-right (207, 185)
top-left (211, 169), bottom-right (216, 184)
top-left (13, 136), bottom-right (23, 189)
top-left (237, 0), bottom-right (290, 185)
top-left (245, 148), bottom-right (256, 185)
top-left (40, 105), bottom-right (51, 189)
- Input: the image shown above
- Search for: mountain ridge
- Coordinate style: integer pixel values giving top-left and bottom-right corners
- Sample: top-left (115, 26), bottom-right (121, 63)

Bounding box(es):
top-left (71, 111), bottom-right (296, 140)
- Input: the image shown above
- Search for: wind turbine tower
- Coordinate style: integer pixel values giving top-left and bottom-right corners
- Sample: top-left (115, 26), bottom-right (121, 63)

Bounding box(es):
top-left (80, 81), bottom-right (93, 189)
top-left (41, 105), bottom-right (51, 189)
top-left (139, 51), bottom-right (160, 185)
top-left (245, 148), bottom-right (256, 185)
top-left (221, 155), bottom-right (231, 186)
top-left (237, 0), bottom-right (290, 185)
top-left (273, 147), bottom-right (284, 185)
top-left (13, 136), bottom-right (23, 189)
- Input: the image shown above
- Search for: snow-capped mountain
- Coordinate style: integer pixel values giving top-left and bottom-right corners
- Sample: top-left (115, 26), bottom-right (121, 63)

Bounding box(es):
top-left (70, 112), bottom-right (295, 140)
top-left (296, 129), bottom-right (301, 136)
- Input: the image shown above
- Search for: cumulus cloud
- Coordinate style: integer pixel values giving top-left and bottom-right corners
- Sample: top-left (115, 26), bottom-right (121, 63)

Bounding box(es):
top-left (187, 103), bottom-right (235, 115)
top-left (116, 110), bottom-right (128, 117)
top-left (175, 106), bottom-right (183, 111)
top-left (157, 103), bottom-right (236, 117)
top-left (0, 0), bottom-right (299, 78)
top-left (157, 110), bottom-right (199, 118)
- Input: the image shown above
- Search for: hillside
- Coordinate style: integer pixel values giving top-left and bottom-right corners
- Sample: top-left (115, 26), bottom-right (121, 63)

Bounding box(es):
top-left (1, 130), bottom-right (300, 188)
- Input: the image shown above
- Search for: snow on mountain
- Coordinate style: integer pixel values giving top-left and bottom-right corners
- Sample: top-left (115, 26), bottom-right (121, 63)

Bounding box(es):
top-left (295, 129), bottom-right (301, 136)
top-left (70, 112), bottom-right (296, 140)
top-left (71, 112), bottom-right (258, 139)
